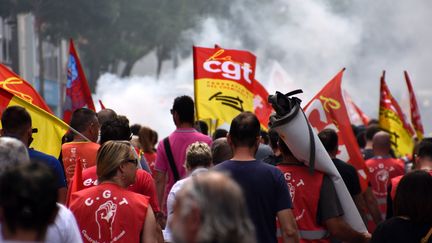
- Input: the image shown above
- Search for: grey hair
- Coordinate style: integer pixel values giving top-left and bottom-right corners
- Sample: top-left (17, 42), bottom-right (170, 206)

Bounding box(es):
top-left (178, 171), bottom-right (256, 243)
top-left (0, 137), bottom-right (30, 173)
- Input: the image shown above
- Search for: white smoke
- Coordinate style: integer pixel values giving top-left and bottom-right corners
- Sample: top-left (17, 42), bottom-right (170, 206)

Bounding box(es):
top-left (96, 0), bottom-right (432, 138)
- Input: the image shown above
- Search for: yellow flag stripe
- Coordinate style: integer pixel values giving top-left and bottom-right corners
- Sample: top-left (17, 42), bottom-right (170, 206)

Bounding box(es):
top-left (5, 94), bottom-right (69, 157)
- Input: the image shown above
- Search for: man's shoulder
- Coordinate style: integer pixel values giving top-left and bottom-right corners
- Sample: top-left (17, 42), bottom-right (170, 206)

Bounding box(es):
top-left (172, 129), bottom-right (211, 142)
top-left (28, 149), bottom-right (58, 162)
top-left (216, 159), bottom-right (281, 173)
top-left (333, 158), bottom-right (357, 172)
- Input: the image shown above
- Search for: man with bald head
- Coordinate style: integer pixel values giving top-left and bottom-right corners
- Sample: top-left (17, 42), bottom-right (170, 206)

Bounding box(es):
top-left (365, 131), bottom-right (405, 220)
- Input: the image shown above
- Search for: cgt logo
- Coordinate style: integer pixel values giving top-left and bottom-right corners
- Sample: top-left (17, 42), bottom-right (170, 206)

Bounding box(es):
top-left (203, 49), bottom-right (254, 84)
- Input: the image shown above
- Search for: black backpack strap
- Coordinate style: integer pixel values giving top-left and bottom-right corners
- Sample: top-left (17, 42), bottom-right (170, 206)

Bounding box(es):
top-left (163, 137), bottom-right (180, 182)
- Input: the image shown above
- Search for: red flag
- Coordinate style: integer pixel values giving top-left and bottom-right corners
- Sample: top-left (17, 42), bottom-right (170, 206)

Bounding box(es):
top-left (252, 79), bottom-right (273, 129)
top-left (379, 71), bottom-right (414, 157)
top-left (404, 71), bottom-right (424, 139)
top-left (0, 64), bottom-right (52, 113)
top-left (99, 99), bottom-right (106, 110)
top-left (63, 39), bottom-right (95, 124)
top-left (304, 69), bottom-right (368, 190)
top-left (66, 156), bottom-right (83, 206)
top-left (344, 90), bottom-right (369, 126)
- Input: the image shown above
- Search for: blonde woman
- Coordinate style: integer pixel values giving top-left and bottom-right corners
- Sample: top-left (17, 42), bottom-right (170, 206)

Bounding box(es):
top-left (70, 141), bottom-right (159, 243)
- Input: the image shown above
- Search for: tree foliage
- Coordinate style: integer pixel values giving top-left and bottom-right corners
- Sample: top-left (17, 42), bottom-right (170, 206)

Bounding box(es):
top-left (0, 0), bottom-right (231, 91)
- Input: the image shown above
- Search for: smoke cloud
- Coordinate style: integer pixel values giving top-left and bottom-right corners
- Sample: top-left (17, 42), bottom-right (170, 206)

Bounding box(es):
top-left (96, 0), bottom-right (432, 138)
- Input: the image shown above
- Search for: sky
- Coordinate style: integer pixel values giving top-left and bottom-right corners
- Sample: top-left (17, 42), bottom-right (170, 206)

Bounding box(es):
top-left (95, 0), bottom-right (432, 139)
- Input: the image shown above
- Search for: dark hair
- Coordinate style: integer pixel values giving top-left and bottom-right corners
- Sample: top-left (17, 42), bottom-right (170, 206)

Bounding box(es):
top-left (130, 124), bottom-right (141, 136)
top-left (172, 95), bottom-right (195, 124)
top-left (356, 130), bottom-right (366, 149)
top-left (0, 162), bottom-right (58, 239)
top-left (367, 118), bottom-right (379, 126)
top-left (97, 108), bottom-right (117, 127)
top-left (212, 128), bottom-right (228, 140)
top-left (417, 138), bottom-right (432, 158)
top-left (394, 170), bottom-right (432, 224)
top-left (70, 108), bottom-right (97, 133)
top-left (260, 130), bottom-right (269, 145)
top-left (268, 129), bottom-right (279, 150)
top-left (211, 138), bottom-right (233, 165)
top-left (151, 129), bottom-right (158, 151)
top-left (365, 125), bottom-right (381, 141)
top-left (195, 120), bottom-right (209, 135)
top-left (100, 116), bottom-right (131, 144)
top-left (318, 128), bottom-right (338, 153)
top-left (138, 126), bottom-right (154, 153)
top-left (1, 106), bottom-right (31, 135)
top-left (278, 137), bottom-right (293, 157)
top-left (229, 112), bottom-right (260, 148)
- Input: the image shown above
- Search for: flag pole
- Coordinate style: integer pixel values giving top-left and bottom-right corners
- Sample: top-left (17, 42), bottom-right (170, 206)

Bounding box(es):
top-left (68, 126), bottom-right (91, 142)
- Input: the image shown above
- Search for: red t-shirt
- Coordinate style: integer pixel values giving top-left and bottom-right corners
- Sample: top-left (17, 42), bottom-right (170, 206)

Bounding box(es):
top-left (62, 142), bottom-right (100, 184)
top-left (365, 156), bottom-right (404, 217)
top-left (70, 183), bottom-right (148, 243)
top-left (81, 166), bottom-right (160, 213)
top-left (142, 151), bottom-right (157, 176)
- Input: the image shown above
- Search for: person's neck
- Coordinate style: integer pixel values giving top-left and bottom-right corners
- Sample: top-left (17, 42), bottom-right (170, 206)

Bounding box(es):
top-left (101, 176), bottom-right (128, 188)
top-left (176, 123), bottom-right (194, 129)
top-left (373, 150), bottom-right (389, 157)
top-left (231, 147), bottom-right (256, 161)
top-left (365, 141), bottom-right (373, 149)
top-left (2, 225), bottom-right (41, 241)
top-left (73, 132), bottom-right (92, 142)
top-left (282, 155), bottom-right (300, 163)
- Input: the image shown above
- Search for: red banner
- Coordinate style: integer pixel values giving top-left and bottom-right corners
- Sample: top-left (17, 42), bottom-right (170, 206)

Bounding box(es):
top-left (344, 90), bottom-right (369, 126)
top-left (0, 64), bottom-right (52, 113)
top-left (404, 71), bottom-right (424, 139)
top-left (63, 39), bottom-right (95, 124)
top-left (304, 69), bottom-right (368, 190)
top-left (252, 80), bottom-right (273, 129)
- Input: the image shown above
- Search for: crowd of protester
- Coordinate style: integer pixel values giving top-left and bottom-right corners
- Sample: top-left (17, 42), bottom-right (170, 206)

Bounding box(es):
top-left (0, 94), bottom-right (431, 242)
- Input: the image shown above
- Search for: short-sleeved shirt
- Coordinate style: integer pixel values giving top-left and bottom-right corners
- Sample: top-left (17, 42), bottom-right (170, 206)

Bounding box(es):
top-left (317, 175), bottom-right (344, 223)
top-left (155, 128), bottom-right (211, 210)
top-left (62, 141), bottom-right (100, 184)
top-left (28, 148), bottom-right (67, 188)
top-left (215, 159), bottom-right (292, 243)
top-left (332, 158), bottom-right (362, 197)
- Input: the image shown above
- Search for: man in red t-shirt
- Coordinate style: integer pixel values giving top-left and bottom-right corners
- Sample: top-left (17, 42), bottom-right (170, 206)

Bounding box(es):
top-left (62, 108), bottom-right (100, 184)
top-left (365, 131), bottom-right (405, 220)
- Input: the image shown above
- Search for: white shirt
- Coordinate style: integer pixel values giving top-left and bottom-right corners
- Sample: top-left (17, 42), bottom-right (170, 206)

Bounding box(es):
top-left (0, 203), bottom-right (82, 243)
top-left (163, 168), bottom-right (208, 242)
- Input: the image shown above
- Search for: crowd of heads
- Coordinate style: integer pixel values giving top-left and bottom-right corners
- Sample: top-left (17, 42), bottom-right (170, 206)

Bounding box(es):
top-left (0, 93), bottom-right (432, 242)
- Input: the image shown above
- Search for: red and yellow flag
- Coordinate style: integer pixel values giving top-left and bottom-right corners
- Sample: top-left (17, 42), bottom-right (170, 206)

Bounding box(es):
top-left (304, 69), bottom-right (368, 190)
top-left (404, 71), bottom-right (424, 140)
top-left (0, 64), bottom-right (53, 113)
top-left (0, 88), bottom-right (69, 157)
top-left (379, 71), bottom-right (414, 157)
top-left (194, 46), bottom-right (271, 130)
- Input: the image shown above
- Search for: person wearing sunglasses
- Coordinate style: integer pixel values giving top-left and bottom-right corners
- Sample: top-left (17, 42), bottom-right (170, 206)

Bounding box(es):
top-left (69, 140), bottom-right (160, 243)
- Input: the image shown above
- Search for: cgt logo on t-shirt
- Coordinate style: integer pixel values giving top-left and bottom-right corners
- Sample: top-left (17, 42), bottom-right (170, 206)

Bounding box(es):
top-left (82, 190), bottom-right (129, 242)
